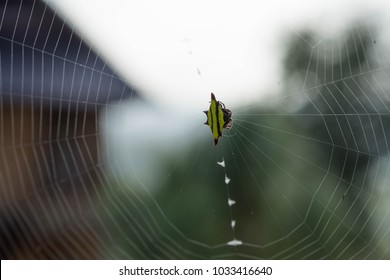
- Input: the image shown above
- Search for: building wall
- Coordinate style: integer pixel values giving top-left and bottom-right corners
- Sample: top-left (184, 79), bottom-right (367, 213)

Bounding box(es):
top-left (0, 101), bottom-right (106, 259)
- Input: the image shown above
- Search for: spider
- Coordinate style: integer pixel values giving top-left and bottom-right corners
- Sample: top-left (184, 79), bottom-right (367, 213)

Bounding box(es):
top-left (204, 93), bottom-right (233, 145)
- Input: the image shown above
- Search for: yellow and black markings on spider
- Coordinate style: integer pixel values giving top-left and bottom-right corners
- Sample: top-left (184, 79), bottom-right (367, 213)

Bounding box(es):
top-left (204, 93), bottom-right (233, 145)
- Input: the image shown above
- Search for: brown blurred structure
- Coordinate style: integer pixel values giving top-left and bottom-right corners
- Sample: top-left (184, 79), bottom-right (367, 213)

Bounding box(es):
top-left (0, 0), bottom-right (137, 258)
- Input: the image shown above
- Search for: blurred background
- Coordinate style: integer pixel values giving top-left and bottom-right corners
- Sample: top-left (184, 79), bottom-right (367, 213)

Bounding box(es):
top-left (1, 0), bottom-right (390, 259)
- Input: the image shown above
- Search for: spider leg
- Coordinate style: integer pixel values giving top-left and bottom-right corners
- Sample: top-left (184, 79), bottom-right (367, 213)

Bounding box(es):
top-left (224, 119), bottom-right (233, 129)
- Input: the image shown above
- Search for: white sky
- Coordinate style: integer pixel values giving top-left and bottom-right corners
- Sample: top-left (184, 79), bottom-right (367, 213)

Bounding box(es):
top-left (45, 0), bottom-right (390, 110)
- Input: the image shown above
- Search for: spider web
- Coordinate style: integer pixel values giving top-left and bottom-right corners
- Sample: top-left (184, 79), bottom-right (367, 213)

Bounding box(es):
top-left (1, 0), bottom-right (390, 260)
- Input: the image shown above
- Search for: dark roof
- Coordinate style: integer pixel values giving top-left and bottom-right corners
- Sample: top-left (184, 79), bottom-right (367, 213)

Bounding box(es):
top-left (0, 0), bottom-right (138, 108)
